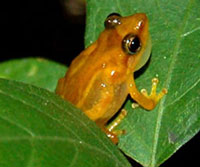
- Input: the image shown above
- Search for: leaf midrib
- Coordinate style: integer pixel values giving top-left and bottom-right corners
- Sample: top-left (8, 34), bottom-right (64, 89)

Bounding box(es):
top-left (150, 0), bottom-right (194, 166)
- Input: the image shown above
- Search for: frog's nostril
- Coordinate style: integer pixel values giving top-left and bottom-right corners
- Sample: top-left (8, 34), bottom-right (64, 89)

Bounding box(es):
top-left (136, 20), bottom-right (144, 30)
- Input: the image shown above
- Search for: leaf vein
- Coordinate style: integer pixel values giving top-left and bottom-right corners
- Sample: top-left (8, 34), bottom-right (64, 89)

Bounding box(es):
top-left (0, 110), bottom-right (35, 137)
top-left (150, 0), bottom-right (194, 166)
top-left (0, 80), bottom-right (126, 166)
top-left (0, 87), bottom-right (82, 141)
top-left (166, 77), bottom-right (200, 107)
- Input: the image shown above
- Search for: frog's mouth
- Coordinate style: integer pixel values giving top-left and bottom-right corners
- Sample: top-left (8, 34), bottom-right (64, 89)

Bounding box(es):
top-left (134, 35), bottom-right (152, 71)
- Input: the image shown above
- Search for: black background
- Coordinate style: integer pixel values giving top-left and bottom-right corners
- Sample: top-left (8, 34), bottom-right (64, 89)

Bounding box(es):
top-left (0, 0), bottom-right (84, 65)
top-left (0, 0), bottom-right (199, 166)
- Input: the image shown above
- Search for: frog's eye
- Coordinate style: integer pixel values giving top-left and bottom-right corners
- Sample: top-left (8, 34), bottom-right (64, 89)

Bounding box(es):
top-left (122, 34), bottom-right (141, 54)
top-left (104, 13), bottom-right (121, 29)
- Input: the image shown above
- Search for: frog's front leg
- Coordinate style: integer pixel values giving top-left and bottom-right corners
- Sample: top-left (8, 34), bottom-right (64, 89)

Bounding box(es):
top-left (128, 76), bottom-right (167, 110)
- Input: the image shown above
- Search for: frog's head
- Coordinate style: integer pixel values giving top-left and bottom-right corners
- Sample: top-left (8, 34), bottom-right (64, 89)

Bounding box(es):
top-left (104, 13), bottom-right (152, 72)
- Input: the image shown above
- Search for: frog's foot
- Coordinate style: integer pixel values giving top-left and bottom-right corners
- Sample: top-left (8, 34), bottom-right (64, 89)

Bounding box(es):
top-left (106, 109), bottom-right (127, 144)
top-left (141, 78), bottom-right (167, 104)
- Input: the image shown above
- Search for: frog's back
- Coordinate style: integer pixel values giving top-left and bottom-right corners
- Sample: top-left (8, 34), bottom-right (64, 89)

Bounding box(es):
top-left (56, 37), bottom-right (129, 123)
top-left (56, 43), bottom-right (99, 105)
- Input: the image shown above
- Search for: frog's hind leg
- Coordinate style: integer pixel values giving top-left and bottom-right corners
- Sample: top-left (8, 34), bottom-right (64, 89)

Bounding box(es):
top-left (107, 109), bottom-right (127, 133)
top-left (105, 109), bottom-right (127, 144)
top-left (107, 102), bottom-right (140, 136)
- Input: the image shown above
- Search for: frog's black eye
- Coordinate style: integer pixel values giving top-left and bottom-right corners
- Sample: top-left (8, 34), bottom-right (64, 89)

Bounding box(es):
top-left (106, 13), bottom-right (121, 18)
top-left (122, 34), bottom-right (141, 54)
top-left (104, 13), bottom-right (121, 29)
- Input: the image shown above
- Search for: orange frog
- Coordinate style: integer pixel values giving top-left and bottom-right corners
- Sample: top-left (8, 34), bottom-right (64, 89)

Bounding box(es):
top-left (56, 13), bottom-right (167, 144)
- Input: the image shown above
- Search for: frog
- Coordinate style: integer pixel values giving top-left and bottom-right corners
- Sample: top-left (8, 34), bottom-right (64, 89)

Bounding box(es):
top-left (56, 13), bottom-right (167, 144)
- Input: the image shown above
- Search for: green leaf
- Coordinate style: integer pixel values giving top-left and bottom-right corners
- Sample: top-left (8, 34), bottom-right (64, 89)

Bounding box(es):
top-left (0, 58), bottom-right (66, 92)
top-left (0, 78), bottom-right (130, 167)
top-left (86, 0), bottom-right (200, 166)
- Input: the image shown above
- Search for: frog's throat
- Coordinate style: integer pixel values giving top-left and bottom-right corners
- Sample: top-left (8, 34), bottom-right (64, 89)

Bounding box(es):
top-left (134, 35), bottom-right (152, 71)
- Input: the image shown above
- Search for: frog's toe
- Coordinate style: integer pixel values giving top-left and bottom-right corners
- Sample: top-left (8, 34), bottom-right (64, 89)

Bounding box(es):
top-left (141, 78), bottom-right (167, 104)
top-left (150, 78), bottom-right (167, 102)
top-left (141, 88), bottom-right (148, 97)
top-left (132, 102), bottom-right (139, 109)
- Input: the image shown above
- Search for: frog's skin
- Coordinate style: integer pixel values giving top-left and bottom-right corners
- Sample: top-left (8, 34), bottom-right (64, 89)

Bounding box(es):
top-left (56, 13), bottom-right (167, 144)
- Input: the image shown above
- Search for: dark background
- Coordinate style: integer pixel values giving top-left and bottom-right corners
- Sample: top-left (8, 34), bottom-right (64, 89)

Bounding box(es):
top-left (0, 0), bottom-right (84, 65)
top-left (0, 0), bottom-right (199, 166)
